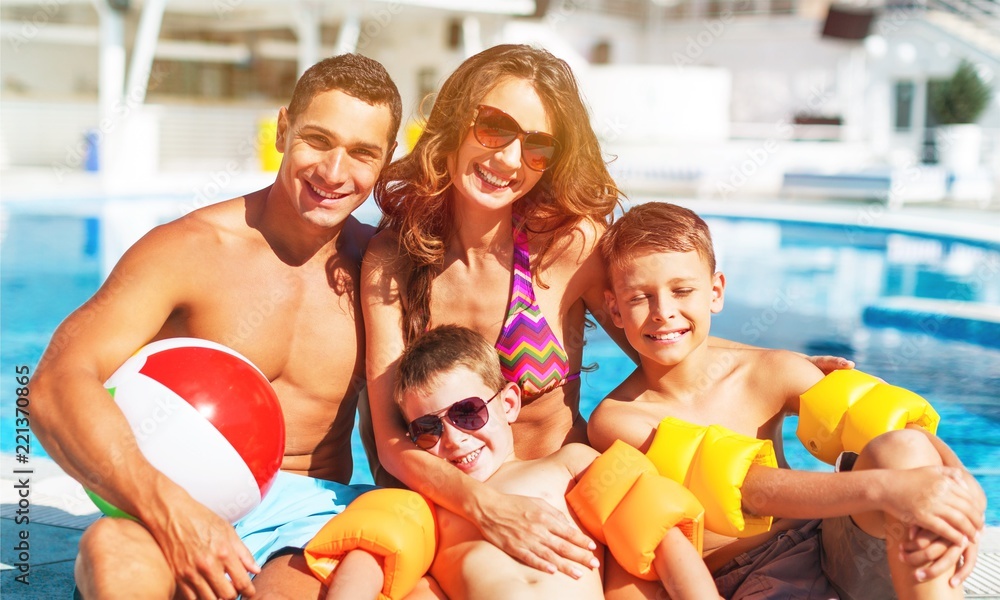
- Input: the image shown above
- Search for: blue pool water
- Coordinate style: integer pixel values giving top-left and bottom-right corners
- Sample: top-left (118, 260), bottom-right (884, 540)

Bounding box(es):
top-left (2, 204), bottom-right (998, 524)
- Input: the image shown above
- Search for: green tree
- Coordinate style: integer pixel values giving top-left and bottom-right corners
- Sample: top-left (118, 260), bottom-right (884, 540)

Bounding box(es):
top-left (929, 60), bottom-right (993, 125)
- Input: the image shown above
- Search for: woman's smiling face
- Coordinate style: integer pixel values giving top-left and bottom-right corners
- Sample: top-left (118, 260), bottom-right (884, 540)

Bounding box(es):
top-left (447, 77), bottom-right (553, 212)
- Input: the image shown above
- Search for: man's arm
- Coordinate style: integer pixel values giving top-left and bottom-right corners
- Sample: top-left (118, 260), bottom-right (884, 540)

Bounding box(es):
top-left (31, 222), bottom-right (256, 599)
top-left (361, 233), bottom-right (597, 579)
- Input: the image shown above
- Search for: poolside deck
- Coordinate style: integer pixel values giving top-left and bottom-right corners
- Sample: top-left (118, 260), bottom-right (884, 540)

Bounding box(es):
top-left (2, 457), bottom-right (999, 599)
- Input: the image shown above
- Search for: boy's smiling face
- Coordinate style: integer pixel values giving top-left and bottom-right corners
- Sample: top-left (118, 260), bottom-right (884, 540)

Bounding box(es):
top-left (400, 366), bottom-right (519, 482)
top-left (606, 249), bottom-right (725, 368)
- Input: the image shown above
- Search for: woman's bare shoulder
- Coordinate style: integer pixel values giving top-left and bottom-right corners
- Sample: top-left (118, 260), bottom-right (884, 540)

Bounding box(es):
top-left (363, 228), bottom-right (409, 273)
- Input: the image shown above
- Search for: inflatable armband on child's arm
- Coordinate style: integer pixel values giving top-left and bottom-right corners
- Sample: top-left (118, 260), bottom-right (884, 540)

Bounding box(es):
top-left (797, 369), bottom-right (939, 465)
top-left (646, 417), bottom-right (777, 538)
top-left (566, 440), bottom-right (704, 581)
top-left (304, 488), bottom-right (437, 600)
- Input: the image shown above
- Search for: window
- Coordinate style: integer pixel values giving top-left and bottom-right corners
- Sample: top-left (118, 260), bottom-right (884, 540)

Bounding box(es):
top-left (894, 80), bottom-right (915, 131)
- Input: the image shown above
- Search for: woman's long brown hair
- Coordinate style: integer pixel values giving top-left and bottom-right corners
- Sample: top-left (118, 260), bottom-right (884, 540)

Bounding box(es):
top-left (375, 44), bottom-right (621, 344)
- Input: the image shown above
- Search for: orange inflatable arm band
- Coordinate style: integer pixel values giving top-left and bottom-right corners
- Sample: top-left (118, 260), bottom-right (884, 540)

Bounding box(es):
top-left (567, 440), bottom-right (704, 581)
top-left (304, 488), bottom-right (437, 600)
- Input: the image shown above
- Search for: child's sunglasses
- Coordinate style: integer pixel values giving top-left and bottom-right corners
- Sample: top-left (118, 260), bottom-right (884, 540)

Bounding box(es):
top-left (472, 105), bottom-right (560, 172)
top-left (406, 386), bottom-right (506, 449)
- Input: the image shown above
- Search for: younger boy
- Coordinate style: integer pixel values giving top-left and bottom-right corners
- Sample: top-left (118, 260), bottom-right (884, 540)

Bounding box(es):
top-left (306, 325), bottom-right (721, 600)
top-left (591, 201), bottom-right (986, 600)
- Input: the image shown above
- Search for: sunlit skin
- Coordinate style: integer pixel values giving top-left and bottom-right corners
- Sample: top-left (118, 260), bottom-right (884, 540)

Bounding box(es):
top-left (592, 247), bottom-right (985, 600)
top-left (363, 67), bottom-right (627, 581)
top-left (396, 367), bottom-right (607, 600)
top-left (399, 368), bottom-right (519, 484)
top-left (393, 364), bottom-right (719, 600)
top-left (446, 78), bottom-right (550, 214)
top-left (606, 249), bottom-right (725, 375)
top-left (275, 89), bottom-right (395, 232)
top-left (31, 86), bottom-right (398, 600)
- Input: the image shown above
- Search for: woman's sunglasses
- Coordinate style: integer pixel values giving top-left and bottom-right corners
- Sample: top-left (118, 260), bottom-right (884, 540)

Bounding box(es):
top-left (407, 386), bottom-right (505, 449)
top-left (472, 105), bottom-right (560, 172)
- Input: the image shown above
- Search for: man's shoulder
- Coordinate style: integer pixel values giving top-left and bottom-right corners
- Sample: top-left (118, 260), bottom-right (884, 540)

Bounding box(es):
top-left (164, 197), bottom-right (250, 241)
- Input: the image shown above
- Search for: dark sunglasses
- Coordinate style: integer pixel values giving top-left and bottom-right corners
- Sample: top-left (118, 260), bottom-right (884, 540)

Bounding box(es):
top-left (407, 386), bottom-right (505, 449)
top-left (472, 105), bottom-right (560, 172)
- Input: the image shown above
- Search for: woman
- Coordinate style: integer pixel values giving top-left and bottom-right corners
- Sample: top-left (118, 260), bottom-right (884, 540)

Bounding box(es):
top-left (362, 43), bottom-right (619, 577)
top-left (361, 44), bottom-right (849, 579)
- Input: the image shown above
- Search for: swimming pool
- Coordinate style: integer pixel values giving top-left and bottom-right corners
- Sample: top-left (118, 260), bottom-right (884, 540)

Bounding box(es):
top-left (2, 199), bottom-right (998, 524)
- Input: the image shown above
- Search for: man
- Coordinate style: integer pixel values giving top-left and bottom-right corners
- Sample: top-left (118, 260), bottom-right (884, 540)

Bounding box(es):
top-left (31, 53), bottom-right (401, 599)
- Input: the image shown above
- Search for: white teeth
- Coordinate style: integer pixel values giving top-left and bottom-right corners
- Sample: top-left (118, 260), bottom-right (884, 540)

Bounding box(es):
top-left (650, 331), bottom-right (683, 340)
top-left (476, 164), bottom-right (511, 188)
top-left (454, 447), bottom-right (482, 465)
top-left (309, 183), bottom-right (342, 199)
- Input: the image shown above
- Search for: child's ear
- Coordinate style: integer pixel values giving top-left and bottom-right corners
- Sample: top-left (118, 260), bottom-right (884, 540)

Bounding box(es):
top-left (500, 382), bottom-right (521, 424)
top-left (604, 289), bottom-right (624, 328)
top-left (711, 271), bottom-right (726, 314)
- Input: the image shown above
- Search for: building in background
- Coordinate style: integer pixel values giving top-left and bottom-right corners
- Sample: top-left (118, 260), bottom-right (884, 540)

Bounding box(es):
top-left (1, 0), bottom-right (998, 205)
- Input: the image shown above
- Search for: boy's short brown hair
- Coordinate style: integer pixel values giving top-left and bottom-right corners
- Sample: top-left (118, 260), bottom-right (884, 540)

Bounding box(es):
top-left (599, 202), bottom-right (716, 281)
top-left (395, 325), bottom-right (506, 405)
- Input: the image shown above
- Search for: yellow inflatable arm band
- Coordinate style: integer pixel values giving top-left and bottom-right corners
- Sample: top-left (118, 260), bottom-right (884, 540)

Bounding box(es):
top-left (304, 488), bottom-right (437, 600)
top-left (797, 369), bottom-right (940, 465)
top-left (646, 417), bottom-right (777, 538)
top-left (566, 440), bottom-right (704, 581)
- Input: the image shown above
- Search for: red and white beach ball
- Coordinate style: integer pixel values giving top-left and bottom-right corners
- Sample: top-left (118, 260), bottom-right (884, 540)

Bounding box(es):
top-left (88, 338), bottom-right (285, 523)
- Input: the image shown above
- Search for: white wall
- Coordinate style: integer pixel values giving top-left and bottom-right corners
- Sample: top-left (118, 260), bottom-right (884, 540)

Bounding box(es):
top-left (1, 41), bottom-right (99, 96)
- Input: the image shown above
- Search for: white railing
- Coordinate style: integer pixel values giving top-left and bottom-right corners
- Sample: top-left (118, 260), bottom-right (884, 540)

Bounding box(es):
top-left (566, 0), bottom-right (998, 24)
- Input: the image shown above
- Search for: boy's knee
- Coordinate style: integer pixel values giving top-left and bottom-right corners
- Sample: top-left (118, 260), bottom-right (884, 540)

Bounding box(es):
top-left (859, 429), bottom-right (939, 470)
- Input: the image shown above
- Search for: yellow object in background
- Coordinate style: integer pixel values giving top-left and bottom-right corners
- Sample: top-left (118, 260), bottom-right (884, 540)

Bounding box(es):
top-left (405, 120), bottom-right (425, 153)
top-left (258, 117), bottom-right (282, 172)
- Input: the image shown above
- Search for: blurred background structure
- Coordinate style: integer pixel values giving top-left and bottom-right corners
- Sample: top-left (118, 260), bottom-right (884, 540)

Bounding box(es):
top-left (1, 0), bottom-right (998, 206)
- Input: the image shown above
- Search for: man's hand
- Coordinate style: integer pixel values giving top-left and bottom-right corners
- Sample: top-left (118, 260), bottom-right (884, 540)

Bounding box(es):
top-left (475, 493), bottom-right (600, 580)
top-left (147, 494), bottom-right (259, 600)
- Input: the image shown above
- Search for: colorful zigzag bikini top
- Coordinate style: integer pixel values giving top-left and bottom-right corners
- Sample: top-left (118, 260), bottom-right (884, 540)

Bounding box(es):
top-left (495, 215), bottom-right (580, 401)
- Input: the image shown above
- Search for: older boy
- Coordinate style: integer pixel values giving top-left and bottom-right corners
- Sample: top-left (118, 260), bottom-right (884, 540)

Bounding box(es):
top-left (590, 202), bottom-right (985, 600)
top-left (305, 325), bottom-right (721, 600)
top-left (31, 53), bottom-right (401, 599)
